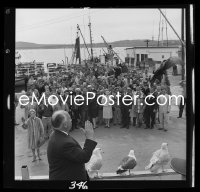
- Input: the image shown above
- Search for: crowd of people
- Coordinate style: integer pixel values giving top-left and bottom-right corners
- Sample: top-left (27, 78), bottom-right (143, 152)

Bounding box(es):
top-left (15, 62), bottom-right (186, 162)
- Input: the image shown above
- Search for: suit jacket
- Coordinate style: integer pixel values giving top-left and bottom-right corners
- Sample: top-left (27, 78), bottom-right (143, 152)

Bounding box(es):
top-left (144, 92), bottom-right (158, 112)
top-left (47, 130), bottom-right (97, 180)
top-left (120, 94), bottom-right (132, 112)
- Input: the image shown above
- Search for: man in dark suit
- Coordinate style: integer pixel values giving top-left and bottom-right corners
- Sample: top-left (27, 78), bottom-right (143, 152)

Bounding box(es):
top-left (47, 110), bottom-right (97, 180)
top-left (120, 89), bottom-right (132, 129)
top-left (141, 82), bottom-right (150, 96)
top-left (143, 87), bottom-right (158, 129)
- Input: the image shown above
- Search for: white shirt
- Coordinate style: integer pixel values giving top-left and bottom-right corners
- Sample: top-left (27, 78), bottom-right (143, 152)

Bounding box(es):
top-left (60, 130), bottom-right (69, 136)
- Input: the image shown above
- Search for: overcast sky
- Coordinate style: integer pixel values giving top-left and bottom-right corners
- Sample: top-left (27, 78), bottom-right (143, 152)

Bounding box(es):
top-left (16, 8), bottom-right (183, 44)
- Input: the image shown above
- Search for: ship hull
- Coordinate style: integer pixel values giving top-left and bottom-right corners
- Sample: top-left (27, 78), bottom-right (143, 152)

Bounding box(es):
top-left (15, 78), bottom-right (25, 87)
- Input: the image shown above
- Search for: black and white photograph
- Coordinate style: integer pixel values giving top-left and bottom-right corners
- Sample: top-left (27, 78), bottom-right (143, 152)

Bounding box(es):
top-left (3, 5), bottom-right (195, 189)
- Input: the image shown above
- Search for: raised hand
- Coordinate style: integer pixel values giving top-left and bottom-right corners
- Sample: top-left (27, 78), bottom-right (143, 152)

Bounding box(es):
top-left (80, 120), bottom-right (95, 141)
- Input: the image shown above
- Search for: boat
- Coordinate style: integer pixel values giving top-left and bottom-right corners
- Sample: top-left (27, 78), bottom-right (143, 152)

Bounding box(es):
top-left (15, 51), bottom-right (45, 87)
top-left (15, 76), bottom-right (25, 87)
top-left (46, 62), bottom-right (66, 75)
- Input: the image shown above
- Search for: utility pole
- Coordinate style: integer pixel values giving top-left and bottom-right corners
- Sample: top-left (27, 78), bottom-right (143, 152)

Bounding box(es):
top-left (144, 40), bottom-right (150, 47)
top-left (181, 8), bottom-right (185, 80)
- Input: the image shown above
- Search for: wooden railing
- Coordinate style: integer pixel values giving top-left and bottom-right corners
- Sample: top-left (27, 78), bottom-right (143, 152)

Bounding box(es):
top-left (15, 166), bottom-right (179, 180)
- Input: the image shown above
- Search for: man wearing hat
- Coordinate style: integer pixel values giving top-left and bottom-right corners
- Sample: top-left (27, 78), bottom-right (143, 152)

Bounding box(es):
top-left (120, 89), bottom-right (132, 129)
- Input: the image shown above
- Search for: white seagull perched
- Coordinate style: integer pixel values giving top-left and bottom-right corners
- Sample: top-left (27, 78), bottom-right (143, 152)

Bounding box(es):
top-left (116, 150), bottom-right (137, 175)
top-left (86, 148), bottom-right (104, 178)
top-left (145, 143), bottom-right (171, 173)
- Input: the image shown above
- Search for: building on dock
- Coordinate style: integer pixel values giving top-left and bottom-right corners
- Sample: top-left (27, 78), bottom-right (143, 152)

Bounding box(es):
top-left (125, 46), bottom-right (182, 74)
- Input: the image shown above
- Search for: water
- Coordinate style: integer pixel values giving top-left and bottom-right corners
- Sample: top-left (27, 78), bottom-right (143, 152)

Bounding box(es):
top-left (16, 47), bottom-right (127, 64)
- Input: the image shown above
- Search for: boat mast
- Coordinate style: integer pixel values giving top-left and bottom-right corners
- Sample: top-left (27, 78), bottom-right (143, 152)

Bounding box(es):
top-left (64, 48), bottom-right (67, 68)
top-left (101, 35), bottom-right (123, 63)
top-left (158, 8), bottom-right (186, 80)
top-left (161, 16), bottom-right (164, 46)
top-left (77, 24), bottom-right (91, 59)
top-left (70, 29), bottom-right (79, 65)
top-left (164, 10), bottom-right (169, 47)
top-left (102, 48), bottom-right (107, 54)
top-left (158, 8), bottom-right (185, 47)
top-left (88, 15), bottom-right (94, 62)
top-left (157, 12), bottom-right (161, 47)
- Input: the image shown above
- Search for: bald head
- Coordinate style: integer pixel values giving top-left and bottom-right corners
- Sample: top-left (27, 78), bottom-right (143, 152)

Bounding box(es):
top-left (51, 110), bottom-right (72, 131)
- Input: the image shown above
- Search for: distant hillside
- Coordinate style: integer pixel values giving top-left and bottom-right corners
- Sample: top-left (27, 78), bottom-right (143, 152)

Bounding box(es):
top-left (16, 40), bottom-right (181, 50)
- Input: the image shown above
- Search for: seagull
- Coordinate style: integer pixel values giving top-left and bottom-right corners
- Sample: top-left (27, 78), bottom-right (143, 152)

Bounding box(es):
top-left (145, 143), bottom-right (171, 173)
top-left (116, 150), bottom-right (137, 175)
top-left (86, 148), bottom-right (104, 178)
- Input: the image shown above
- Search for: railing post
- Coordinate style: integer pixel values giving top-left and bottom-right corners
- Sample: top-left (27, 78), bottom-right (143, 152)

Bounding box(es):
top-left (21, 165), bottom-right (30, 180)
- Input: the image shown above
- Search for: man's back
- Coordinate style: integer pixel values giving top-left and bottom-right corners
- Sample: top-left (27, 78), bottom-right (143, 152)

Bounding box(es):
top-left (47, 130), bottom-right (97, 180)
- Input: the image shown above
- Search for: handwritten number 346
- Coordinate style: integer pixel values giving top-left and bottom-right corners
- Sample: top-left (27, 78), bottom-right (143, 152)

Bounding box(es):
top-left (69, 181), bottom-right (88, 189)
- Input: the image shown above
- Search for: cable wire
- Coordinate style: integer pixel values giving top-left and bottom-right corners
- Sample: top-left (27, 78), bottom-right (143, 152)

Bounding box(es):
top-left (16, 9), bottom-right (105, 33)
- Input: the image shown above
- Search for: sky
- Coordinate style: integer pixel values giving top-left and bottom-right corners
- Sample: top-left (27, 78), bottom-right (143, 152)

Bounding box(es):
top-left (16, 8), bottom-right (183, 45)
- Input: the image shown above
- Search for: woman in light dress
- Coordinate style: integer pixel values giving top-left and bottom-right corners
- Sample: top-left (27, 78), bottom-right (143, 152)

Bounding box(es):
top-left (15, 91), bottom-right (26, 125)
top-left (102, 89), bottom-right (113, 128)
top-left (21, 95), bottom-right (38, 128)
top-left (24, 109), bottom-right (44, 162)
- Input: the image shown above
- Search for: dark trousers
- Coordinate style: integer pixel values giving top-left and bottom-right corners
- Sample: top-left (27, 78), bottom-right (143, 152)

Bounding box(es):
top-left (179, 98), bottom-right (186, 117)
top-left (121, 108), bottom-right (130, 127)
top-left (25, 83), bottom-right (27, 92)
top-left (133, 117), bottom-right (136, 126)
top-left (97, 109), bottom-right (103, 125)
top-left (72, 109), bottom-right (79, 129)
top-left (145, 110), bottom-right (156, 128)
top-left (80, 109), bottom-right (88, 127)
